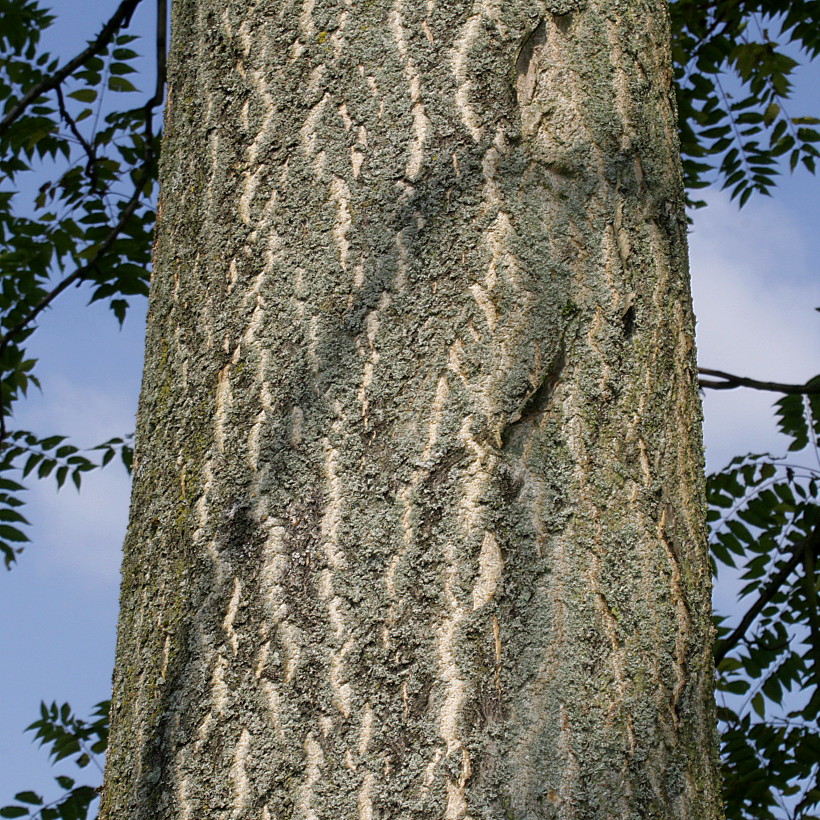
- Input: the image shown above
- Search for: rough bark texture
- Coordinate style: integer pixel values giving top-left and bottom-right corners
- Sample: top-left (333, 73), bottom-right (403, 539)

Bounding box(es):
top-left (101, 0), bottom-right (722, 817)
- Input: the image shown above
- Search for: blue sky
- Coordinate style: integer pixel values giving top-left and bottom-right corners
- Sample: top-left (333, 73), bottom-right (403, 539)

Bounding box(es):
top-left (0, 0), bottom-right (818, 807)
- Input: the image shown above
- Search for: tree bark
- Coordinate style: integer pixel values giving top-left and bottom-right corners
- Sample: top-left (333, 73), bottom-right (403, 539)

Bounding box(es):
top-left (101, 0), bottom-right (722, 817)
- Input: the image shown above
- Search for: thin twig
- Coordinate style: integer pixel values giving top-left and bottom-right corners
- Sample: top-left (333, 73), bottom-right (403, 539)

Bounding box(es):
top-left (715, 523), bottom-right (820, 664)
top-left (0, 0), bottom-right (143, 138)
top-left (698, 367), bottom-right (820, 395)
top-left (54, 85), bottom-right (98, 189)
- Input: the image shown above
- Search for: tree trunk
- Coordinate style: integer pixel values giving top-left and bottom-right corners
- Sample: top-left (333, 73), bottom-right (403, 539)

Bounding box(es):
top-left (101, 0), bottom-right (722, 817)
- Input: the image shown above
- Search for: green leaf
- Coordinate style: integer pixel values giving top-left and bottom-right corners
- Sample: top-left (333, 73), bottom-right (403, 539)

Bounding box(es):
top-left (107, 76), bottom-right (137, 93)
top-left (109, 62), bottom-right (137, 76)
top-left (12, 795), bottom-right (40, 807)
top-left (774, 392), bottom-right (810, 451)
top-left (22, 453), bottom-right (42, 477)
top-left (0, 525), bottom-right (28, 543)
top-left (721, 678), bottom-right (751, 695)
top-left (763, 103), bottom-right (780, 126)
top-left (66, 88), bottom-right (96, 104)
top-left (762, 675), bottom-right (783, 704)
top-left (798, 127), bottom-right (820, 143)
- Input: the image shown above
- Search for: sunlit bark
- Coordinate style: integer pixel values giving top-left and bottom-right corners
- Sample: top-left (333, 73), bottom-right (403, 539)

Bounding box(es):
top-left (101, 1), bottom-right (722, 817)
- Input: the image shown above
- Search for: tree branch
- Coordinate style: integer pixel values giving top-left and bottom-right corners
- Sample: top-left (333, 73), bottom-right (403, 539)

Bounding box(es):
top-left (714, 523), bottom-right (820, 664)
top-left (698, 368), bottom-right (820, 395)
top-left (0, 0), bottom-right (143, 138)
top-left (148, 0), bottom-right (168, 114)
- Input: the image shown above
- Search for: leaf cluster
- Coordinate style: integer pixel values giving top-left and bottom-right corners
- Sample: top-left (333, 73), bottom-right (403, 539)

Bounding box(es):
top-left (671, 0), bottom-right (820, 207)
top-left (710, 382), bottom-right (820, 818)
top-left (0, 0), bottom-right (152, 565)
top-left (0, 1), bottom-right (155, 322)
top-left (0, 701), bottom-right (108, 820)
top-left (0, 433), bottom-right (132, 567)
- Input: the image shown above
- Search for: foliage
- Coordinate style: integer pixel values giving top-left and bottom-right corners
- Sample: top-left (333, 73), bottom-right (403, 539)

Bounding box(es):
top-left (0, 701), bottom-right (107, 820)
top-left (670, 0), bottom-right (820, 208)
top-left (711, 384), bottom-right (820, 818)
top-left (0, 0), bottom-right (154, 565)
top-left (0, 433), bottom-right (132, 566)
top-left (0, 0), bottom-right (818, 818)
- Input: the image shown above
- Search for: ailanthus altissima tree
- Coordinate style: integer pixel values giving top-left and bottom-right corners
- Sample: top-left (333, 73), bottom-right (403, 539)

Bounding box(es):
top-left (95, 1), bottom-right (724, 816)
top-left (4, 0), bottom-right (820, 816)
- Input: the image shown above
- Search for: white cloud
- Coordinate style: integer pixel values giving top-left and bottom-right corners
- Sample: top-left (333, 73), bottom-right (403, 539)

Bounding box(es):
top-left (25, 465), bottom-right (131, 583)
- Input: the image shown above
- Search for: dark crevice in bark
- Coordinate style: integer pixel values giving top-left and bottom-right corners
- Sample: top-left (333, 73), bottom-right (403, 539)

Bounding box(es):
top-left (501, 346), bottom-right (566, 448)
top-left (515, 18), bottom-right (547, 101)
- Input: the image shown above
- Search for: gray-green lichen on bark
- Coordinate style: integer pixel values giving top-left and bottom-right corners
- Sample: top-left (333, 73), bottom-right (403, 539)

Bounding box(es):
top-left (101, 0), bottom-right (723, 817)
